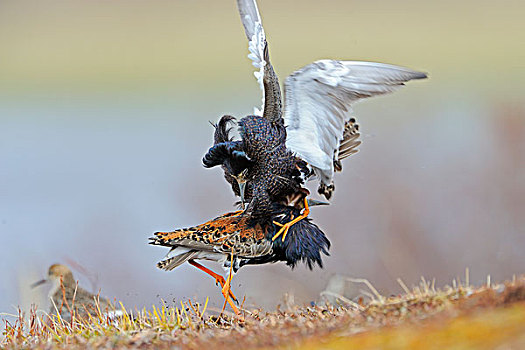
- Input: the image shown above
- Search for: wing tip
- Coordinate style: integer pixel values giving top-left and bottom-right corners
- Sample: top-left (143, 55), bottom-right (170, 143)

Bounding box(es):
top-left (412, 71), bottom-right (429, 80)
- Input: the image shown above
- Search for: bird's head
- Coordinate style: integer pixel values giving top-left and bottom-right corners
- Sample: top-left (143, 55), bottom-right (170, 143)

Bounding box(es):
top-left (222, 152), bottom-right (253, 209)
top-left (203, 143), bottom-right (253, 208)
top-left (31, 264), bottom-right (75, 289)
top-left (231, 167), bottom-right (250, 209)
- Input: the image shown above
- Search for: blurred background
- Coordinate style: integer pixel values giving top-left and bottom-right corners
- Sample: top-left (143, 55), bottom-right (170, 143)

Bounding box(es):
top-left (1, 0), bottom-right (524, 317)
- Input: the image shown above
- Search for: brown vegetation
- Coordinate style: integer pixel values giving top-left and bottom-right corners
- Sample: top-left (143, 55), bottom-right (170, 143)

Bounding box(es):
top-left (3, 275), bottom-right (525, 349)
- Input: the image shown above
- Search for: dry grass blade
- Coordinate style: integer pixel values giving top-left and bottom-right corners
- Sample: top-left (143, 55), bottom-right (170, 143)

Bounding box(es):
top-left (346, 278), bottom-right (385, 303)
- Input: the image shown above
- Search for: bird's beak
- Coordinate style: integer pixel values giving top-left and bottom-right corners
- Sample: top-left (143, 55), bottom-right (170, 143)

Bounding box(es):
top-left (237, 181), bottom-right (246, 210)
top-left (307, 198), bottom-right (330, 207)
top-left (31, 279), bottom-right (47, 289)
top-left (236, 169), bottom-right (249, 210)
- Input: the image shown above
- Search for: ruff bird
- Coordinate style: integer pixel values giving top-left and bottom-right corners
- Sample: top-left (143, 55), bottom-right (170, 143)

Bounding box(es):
top-left (153, 0), bottom-right (426, 315)
top-left (204, 0), bottom-right (426, 220)
top-left (150, 201), bottom-right (329, 315)
top-left (32, 264), bottom-right (121, 322)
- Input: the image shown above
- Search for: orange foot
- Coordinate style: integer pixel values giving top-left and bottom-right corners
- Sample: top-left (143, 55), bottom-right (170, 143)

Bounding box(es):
top-left (221, 275), bottom-right (240, 316)
top-left (188, 260), bottom-right (237, 303)
top-left (272, 197), bottom-right (310, 242)
top-left (215, 275), bottom-right (238, 304)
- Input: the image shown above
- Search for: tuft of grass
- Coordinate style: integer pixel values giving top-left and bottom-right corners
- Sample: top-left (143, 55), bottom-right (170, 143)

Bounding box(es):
top-left (1, 297), bottom-right (217, 348)
top-left (2, 275), bottom-right (525, 349)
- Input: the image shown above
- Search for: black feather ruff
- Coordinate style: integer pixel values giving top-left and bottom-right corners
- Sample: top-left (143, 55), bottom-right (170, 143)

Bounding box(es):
top-left (269, 204), bottom-right (331, 270)
top-left (213, 115), bottom-right (235, 144)
top-left (202, 141), bottom-right (252, 173)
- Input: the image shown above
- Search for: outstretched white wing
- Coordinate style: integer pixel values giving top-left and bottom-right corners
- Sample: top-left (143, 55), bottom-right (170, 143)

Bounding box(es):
top-left (236, 0), bottom-right (427, 197)
top-left (284, 60), bottom-right (427, 188)
top-left (237, 0), bottom-right (266, 116)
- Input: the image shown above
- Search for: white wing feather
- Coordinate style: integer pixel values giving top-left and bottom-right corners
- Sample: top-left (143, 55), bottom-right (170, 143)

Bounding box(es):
top-left (284, 60), bottom-right (427, 186)
top-left (236, 1), bottom-right (427, 192)
top-left (237, 0), bottom-right (266, 116)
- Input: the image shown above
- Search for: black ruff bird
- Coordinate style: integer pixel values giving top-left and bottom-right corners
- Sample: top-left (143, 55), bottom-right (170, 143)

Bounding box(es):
top-left (204, 0), bottom-right (427, 228)
top-left (151, 0), bottom-right (426, 316)
top-left (150, 202), bottom-right (329, 315)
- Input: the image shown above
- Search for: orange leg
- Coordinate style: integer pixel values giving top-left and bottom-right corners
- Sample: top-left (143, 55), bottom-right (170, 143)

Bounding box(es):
top-left (221, 274), bottom-right (240, 316)
top-left (188, 260), bottom-right (238, 303)
top-left (272, 197), bottom-right (310, 242)
top-left (220, 250), bottom-right (241, 317)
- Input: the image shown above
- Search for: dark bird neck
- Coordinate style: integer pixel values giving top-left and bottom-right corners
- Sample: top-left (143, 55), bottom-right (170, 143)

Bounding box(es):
top-left (262, 43), bottom-right (282, 123)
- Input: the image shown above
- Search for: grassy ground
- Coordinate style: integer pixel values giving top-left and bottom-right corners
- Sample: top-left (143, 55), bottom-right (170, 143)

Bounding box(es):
top-left (2, 276), bottom-right (525, 349)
